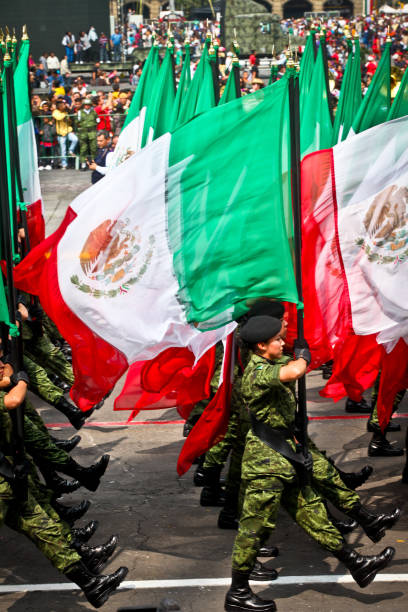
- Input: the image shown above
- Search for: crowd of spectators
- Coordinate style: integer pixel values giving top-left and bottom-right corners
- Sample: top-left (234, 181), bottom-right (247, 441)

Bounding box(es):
top-left (31, 12), bottom-right (408, 170)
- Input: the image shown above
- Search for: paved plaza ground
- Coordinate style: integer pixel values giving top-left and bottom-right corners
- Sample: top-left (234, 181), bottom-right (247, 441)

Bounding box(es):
top-left (0, 170), bottom-right (408, 612)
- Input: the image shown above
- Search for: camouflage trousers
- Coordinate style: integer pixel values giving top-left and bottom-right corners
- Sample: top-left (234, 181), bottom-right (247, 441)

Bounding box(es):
top-left (368, 373), bottom-right (406, 428)
top-left (309, 441), bottom-right (360, 513)
top-left (25, 334), bottom-right (74, 386)
top-left (232, 476), bottom-right (343, 572)
top-left (203, 407), bottom-right (240, 469)
top-left (0, 475), bottom-right (80, 573)
top-left (23, 404), bottom-right (70, 468)
top-left (78, 130), bottom-right (97, 163)
top-left (24, 354), bottom-right (64, 406)
top-left (42, 313), bottom-right (65, 346)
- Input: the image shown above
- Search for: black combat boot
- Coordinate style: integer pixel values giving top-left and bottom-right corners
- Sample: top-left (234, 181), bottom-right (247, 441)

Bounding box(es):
top-left (218, 487), bottom-right (239, 529)
top-left (59, 454), bottom-right (110, 492)
top-left (53, 499), bottom-right (91, 525)
top-left (199, 466), bottom-right (226, 506)
top-left (368, 433), bottom-right (404, 457)
top-left (225, 569), bottom-right (276, 611)
top-left (367, 421), bottom-right (401, 433)
top-left (65, 561), bottom-right (128, 608)
top-left (71, 520), bottom-right (99, 543)
top-left (50, 434), bottom-right (81, 452)
top-left (73, 535), bottom-right (118, 574)
top-left (258, 545), bottom-right (279, 558)
top-left (325, 504), bottom-right (357, 535)
top-left (349, 503), bottom-right (401, 543)
top-left (218, 509), bottom-right (239, 530)
top-left (336, 465), bottom-right (373, 490)
top-left (334, 545), bottom-right (395, 588)
top-left (249, 561), bottom-right (278, 582)
top-left (345, 397), bottom-right (370, 413)
top-left (44, 471), bottom-right (81, 496)
top-left (48, 373), bottom-right (72, 393)
top-left (321, 360), bottom-right (333, 380)
top-left (53, 396), bottom-right (94, 430)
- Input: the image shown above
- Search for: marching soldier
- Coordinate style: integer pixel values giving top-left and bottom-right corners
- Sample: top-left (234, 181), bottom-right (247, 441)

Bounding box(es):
top-left (224, 316), bottom-right (396, 612)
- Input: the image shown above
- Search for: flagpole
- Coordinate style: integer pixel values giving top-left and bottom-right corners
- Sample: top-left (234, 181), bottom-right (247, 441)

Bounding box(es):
top-left (320, 30), bottom-right (333, 123)
top-left (5, 38), bottom-right (31, 254)
top-left (288, 61), bottom-right (309, 468)
top-left (3, 54), bottom-right (20, 257)
top-left (209, 41), bottom-right (220, 104)
top-left (232, 34), bottom-right (241, 98)
top-left (0, 72), bottom-right (27, 500)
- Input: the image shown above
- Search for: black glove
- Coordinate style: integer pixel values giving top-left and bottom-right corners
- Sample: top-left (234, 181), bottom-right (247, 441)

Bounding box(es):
top-left (303, 452), bottom-right (313, 473)
top-left (28, 303), bottom-right (44, 321)
top-left (10, 371), bottom-right (30, 386)
top-left (294, 339), bottom-right (311, 365)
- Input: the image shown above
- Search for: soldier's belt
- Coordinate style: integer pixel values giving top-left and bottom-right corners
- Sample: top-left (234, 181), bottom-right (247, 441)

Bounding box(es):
top-left (250, 413), bottom-right (306, 467)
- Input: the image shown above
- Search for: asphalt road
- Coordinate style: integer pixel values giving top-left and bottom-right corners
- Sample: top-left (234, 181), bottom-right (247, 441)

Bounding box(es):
top-left (0, 170), bottom-right (407, 612)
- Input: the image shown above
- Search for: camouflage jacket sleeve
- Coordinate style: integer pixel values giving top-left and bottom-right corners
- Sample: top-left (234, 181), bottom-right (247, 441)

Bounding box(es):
top-left (241, 353), bottom-right (297, 430)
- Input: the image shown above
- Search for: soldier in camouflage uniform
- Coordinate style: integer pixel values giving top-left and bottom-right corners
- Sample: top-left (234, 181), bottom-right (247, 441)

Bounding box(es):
top-left (76, 99), bottom-right (98, 169)
top-left (0, 355), bottom-right (128, 607)
top-left (225, 316), bottom-right (396, 612)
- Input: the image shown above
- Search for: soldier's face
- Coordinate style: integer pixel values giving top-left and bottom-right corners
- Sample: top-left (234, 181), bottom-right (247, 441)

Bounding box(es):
top-left (257, 334), bottom-right (284, 360)
top-left (280, 316), bottom-right (288, 340)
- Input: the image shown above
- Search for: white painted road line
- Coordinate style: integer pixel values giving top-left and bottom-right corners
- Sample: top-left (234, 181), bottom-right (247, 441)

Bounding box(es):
top-left (1, 574), bottom-right (408, 593)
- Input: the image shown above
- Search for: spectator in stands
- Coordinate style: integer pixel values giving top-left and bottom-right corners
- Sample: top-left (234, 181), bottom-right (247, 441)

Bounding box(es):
top-left (99, 32), bottom-right (110, 63)
top-left (38, 101), bottom-right (57, 170)
top-left (61, 32), bottom-right (75, 64)
top-left (60, 55), bottom-right (69, 76)
top-left (79, 31), bottom-right (91, 62)
top-left (88, 26), bottom-right (99, 61)
top-left (72, 77), bottom-right (87, 97)
top-left (111, 28), bottom-right (123, 62)
top-left (52, 99), bottom-right (78, 170)
top-left (95, 93), bottom-right (112, 134)
top-left (47, 52), bottom-right (60, 70)
top-left (74, 38), bottom-right (82, 63)
top-left (39, 52), bottom-right (48, 71)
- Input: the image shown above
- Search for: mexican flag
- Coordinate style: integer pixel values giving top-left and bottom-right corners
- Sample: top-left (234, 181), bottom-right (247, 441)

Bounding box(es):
top-left (141, 46), bottom-right (176, 147)
top-left (351, 41), bottom-right (391, 136)
top-left (300, 42), bottom-right (333, 158)
top-left (332, 38), bottom-right (361, 144)
top-left (302, 114), bottom-right (408, 428)
top-left (14, 79), bottom-right (297, 408)
top-left (109, 44), bottom-right (159, 167)
top-left (8, 39), bottom-right (44, 247)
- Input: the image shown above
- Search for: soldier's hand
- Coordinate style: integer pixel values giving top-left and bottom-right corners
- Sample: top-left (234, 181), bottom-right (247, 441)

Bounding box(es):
top-left (10, 371), bottom-right (30, 387)
top-left (294, 339), bottom-right (311, 365)
top-left (0, 375), bottom-right (12, 389)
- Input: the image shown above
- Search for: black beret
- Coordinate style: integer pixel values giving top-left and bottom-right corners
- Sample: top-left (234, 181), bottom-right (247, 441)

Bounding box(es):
top-left (240, 316), bottom-right (282, 344)
top-left (247, 300), bottom-right (285, 320)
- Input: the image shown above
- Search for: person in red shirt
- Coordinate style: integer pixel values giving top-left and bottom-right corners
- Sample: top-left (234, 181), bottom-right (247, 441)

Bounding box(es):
top-left (94, 92), bottom-right (112, 133)
top-left (249, 50), bottom-right (257, 67)
top-left (365, 56), bottom-right (377, 76)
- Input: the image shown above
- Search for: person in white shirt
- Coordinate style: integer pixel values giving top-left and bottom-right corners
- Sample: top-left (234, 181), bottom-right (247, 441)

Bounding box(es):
top-left (47, 52), bottom-right (60, 70)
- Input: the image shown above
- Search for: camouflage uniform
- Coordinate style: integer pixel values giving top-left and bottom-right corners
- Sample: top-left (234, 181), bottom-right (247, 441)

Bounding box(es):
top-left (23, 354), bottom-right (64, 406)
top-left (76, 108), bottom-right (98, 163)
top-left (232, 353), bottom-right (343, 572)
top-left (22, 402), bottom-right (71, 467)
top-left (23, 327), bottom-right (74, 387)
top-left (42, 313), bottom-right (65, 346)
top-left (0, 393), bottom-right (81, 572)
